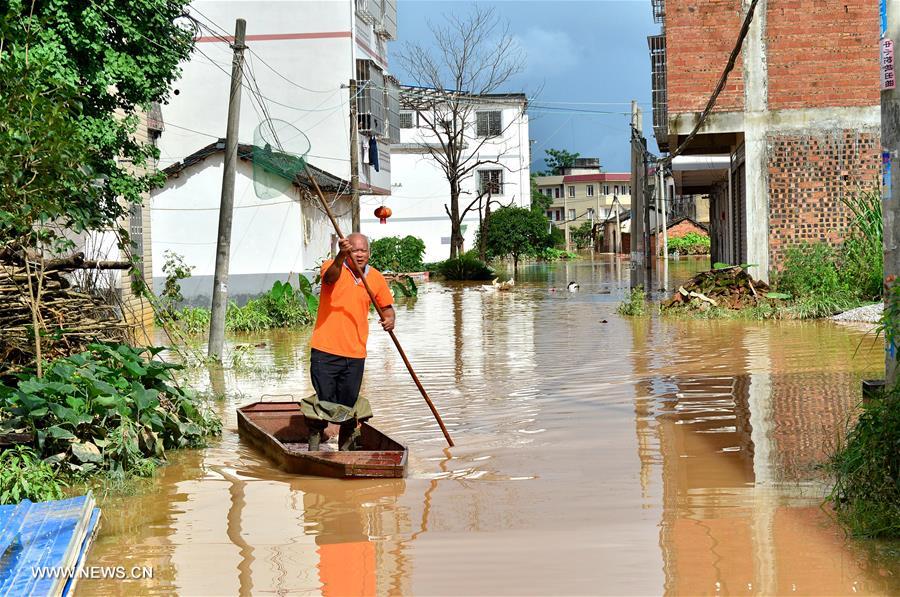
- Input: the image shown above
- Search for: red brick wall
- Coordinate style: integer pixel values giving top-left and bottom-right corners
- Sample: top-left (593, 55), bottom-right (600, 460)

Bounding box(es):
top-left (766, 0), bottom-right (879, 110)
top-left (767, 131), bottom-right (880, 268)
top-left (666, 0), bottom-right (745, 114)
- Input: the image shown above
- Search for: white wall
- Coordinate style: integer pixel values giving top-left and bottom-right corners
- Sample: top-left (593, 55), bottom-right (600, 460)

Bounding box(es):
top-left (151, 154), bottom-right (350, 301)
top-left (365, 101), bottom-right (530, 262)
top-left (159, 0), bottom-right (393, 195)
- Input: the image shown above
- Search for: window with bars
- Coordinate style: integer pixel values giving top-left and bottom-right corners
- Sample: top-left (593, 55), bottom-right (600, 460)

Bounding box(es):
top-left (475, 111), bottom-right (502, 137)
top-left (587, 185), bottom-right (594, 197)
top-left (129, 202), bottom-right (143, 282)
top-left (399, 112), bottom-right (415, 128)
top-left (478, 169), bottom-right (503, 195)
top-left (568, 186), bottom-right (575, 198)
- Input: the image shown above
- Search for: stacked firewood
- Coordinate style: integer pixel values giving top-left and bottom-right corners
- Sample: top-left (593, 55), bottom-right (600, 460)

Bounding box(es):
top-left (0, 253), bottom-right (131, 380)
top-left (662, 265), bottom-right (770, 311)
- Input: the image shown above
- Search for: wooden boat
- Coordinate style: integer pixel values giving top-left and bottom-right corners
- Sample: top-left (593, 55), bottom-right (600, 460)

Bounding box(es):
top-left (237, 401), bottom-right (408, 479)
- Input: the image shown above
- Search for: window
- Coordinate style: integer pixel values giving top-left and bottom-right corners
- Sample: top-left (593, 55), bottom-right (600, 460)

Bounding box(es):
top-left (586, 185), bottom-right (594, 197)
top-left (546, 210), bottom-right (553, 219)
top-left (478, 169), bottom-right (504, 195)
top-left (624, 185), bottom-right (630, 194)
top-left (614, 185), bottom-right (620, 195)
top-left (587, 208), bottom-right (595, 218)
top-left (476, 111), bottom-right (502, 137)
top-left (603, 185), bottom-right (610, 195)
top-left (568, 186), bottom-right (575, 198)
top-left (544, 188), bottom-right (553, 197)
top-left (399, 112), bottom-right (415, 128)
top-left (568, 209), bottom-right (576, 220)
top-left (555, 209), bottom-right (562, 221)
top-left (554, 188), bottom-right (561, 199)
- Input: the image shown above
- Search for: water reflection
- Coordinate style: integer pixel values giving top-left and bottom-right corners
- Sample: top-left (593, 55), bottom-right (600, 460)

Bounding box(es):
top-left (79, 256), bottom-right (900, 596)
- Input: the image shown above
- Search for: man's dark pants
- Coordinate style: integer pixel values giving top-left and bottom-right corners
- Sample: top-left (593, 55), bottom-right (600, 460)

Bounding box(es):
top-left (309, 348), bottom-right (366, 438)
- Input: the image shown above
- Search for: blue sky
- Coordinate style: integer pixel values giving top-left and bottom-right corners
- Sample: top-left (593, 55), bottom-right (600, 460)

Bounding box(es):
top-left (392, 0), bottom-right (661, 172)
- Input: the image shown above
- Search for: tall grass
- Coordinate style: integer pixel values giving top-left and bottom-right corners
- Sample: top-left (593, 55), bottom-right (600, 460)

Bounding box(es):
top-left (840, 188), bottom-right (883, 301)
top-left (827, 393), bottom-right (900, 538)
top-left (617, 286), bottom-right (647, 317)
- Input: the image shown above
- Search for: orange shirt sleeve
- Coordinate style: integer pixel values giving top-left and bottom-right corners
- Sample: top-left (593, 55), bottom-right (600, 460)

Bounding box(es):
top-left (320, 259), bottom-right (335, 283)
top-left (371, 270), bottom-right (394, 309)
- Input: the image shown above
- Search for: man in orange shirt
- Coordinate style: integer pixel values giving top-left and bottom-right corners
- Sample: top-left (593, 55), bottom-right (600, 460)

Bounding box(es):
top-left (302, 233), bottom-right (395, 451)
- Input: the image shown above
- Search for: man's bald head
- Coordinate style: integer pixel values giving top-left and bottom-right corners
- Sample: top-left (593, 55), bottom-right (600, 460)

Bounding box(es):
top-left (345, 233), bottom-right (371, 269)
top-left (346, 233), bottom-right (369, 249)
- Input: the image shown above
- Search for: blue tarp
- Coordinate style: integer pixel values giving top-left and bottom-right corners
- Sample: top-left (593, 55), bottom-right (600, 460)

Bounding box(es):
top-left (0, 494), bottom-right (100, 597)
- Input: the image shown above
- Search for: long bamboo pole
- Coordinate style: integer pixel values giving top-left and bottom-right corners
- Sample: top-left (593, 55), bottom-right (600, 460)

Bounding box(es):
top-left (304, 164), bottom-right (455, 447)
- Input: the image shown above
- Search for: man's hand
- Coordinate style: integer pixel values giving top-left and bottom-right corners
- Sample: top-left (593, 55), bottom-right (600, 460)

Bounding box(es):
top-left (380, 306), bottom-right (396, 332)
top-left (337, 238), bottom-right (352, 258)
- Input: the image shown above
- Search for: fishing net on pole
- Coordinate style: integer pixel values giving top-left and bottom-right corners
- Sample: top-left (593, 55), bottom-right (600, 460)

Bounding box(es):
top-left (252, 119), bottom-right (311, 199)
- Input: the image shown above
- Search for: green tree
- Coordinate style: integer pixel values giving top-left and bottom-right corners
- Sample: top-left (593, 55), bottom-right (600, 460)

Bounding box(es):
top-left (479, 206), bottom-right (553, 270)
top-left (544, 148), bottom-right (580, 175)
top-left (1, 0), bottom-right (194, 251)
top-left (530, 176), bottom-right (552, 213)
top-left (369, 236), bottom-right (426, 272)
top-left (570, 221), bottom-right (594, 249)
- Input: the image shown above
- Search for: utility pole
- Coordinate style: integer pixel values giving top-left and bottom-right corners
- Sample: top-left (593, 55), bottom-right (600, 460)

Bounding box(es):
top-left (349, 79), bottom-right (361, 233)
top-left (884, 2), bottom-right (900, 386)
top-left (630, 101), bottom-right (645, 269)
top-left (659, 163), bottom-right (669, 291)
top-left (564, 185), bottom-right (570, 249)
top-left (208, 18), bottom-right (246, 361)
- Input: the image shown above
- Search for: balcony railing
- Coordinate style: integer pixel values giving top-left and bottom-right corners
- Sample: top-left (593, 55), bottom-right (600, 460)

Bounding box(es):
top-left (651, 0), bottom-right (665, 24)
top-left (648, 34), bottom-right (668, 152)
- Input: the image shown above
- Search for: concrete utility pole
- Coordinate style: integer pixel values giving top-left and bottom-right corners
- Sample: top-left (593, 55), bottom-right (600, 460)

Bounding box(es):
top-left (884, 2), bottom-right (900, 386)
top-left (208, 18), bottom-right (246, 361)
top-left (659, 165), bottom-right (668, 291)
top-left (349, 79), bottom-right (361, 233)
top-left (630, 101), bottom-right (645, 268)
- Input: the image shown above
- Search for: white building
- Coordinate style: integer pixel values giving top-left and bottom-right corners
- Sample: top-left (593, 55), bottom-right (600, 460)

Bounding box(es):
top-left (363, 88), bottom-right (530, 262)
top-left (152, 0), bottom-right (399, 300)
top-left (153, 141), bottom-right (352, 306)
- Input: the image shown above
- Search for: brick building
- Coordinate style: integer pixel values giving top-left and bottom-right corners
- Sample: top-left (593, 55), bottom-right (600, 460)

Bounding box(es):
top-left (649, 0), bottom-right (880, 280)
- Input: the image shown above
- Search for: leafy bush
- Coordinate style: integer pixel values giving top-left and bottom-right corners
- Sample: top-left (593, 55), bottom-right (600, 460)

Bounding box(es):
top-left (390, 276), bottom-right (418, 298)
top-left (775, 243), bottom-right (852, 306)
top-left (176, 306), bottom-right (211, 335)
top-left (436, 254), bottom-right (495, 281)
top-left (0, 446), bottom-right (65, 505)
top-left (617, 286), bottom-right (647, 317)
top-left (667, 232), bottom-right (710, 255)
top-left (827, 393), bottom-right (900, 538)
top-left (226, 278), bottom-right (318, 332)
top-left (0, 344), bottom-right (221, 481)
top-left (536, 247), bottom-right (578, 261)
top-left (369, 236), bottom-right (426, 273)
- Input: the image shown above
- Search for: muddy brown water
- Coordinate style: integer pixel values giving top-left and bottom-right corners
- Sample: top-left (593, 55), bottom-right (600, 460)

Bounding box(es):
top-left (79, 256), bottom-right (900, 596)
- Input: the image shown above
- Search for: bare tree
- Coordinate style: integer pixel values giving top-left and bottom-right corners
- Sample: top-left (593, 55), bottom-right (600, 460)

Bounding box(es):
top-left (396, 6), bottom-right (525, 259)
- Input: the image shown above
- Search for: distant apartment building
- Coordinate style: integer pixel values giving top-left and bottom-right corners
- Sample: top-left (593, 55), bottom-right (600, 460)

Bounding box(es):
top-left (152, 0), bottom-right (400, 300)
top-left (373, 88), bottom-right (530, 262)
top-left (649, 0), bottom-right (879, 280)
top-left (534, 159), bottom-right (631, 247)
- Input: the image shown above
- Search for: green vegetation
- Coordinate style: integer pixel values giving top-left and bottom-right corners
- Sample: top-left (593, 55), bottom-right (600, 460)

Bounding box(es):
top-left (159, 251), bottom-right (194, 320)
top-left (390, 276), bottom-right (419, 298)
top-left (543, 148), bottom-right (580, 175)
top-left (826, 392), bottom-right (900, 538)
top-left (570, 221), bottom-right (594, 250)
top-left (226, 278), bottom-right (318, 333)
top-left (369, 236), bottom-right (426, 273)
top-left (0, 343), bottom-right (221, 499)
top-left (617, 286), bottom-right (647, 317)
top-left (667, 232), bottom-right (710, 255)
top-left (537, 247), bottom-right (578, 261)
top-left (479, 206), bottom-right (555, 269)
top-left (175, 307), bottom-right (211, 335)
top-left (435, 253), bottom-right (495, 281)
top-left (0, 446), bottom-right (66, 504)
top-left (530, 176), bottom-right (552, 213)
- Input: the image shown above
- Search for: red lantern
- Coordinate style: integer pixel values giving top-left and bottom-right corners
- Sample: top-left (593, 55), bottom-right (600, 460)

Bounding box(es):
top-left (374, 205), bottom-right (392, 224)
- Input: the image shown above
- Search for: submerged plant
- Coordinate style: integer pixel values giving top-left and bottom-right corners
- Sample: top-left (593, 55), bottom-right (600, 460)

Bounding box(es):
top-left (617, 286), bottom-right (647, 317)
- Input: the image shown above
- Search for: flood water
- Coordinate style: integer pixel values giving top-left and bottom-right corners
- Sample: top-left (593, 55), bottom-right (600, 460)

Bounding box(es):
top-left (80, 256), bottom-right (900, 596)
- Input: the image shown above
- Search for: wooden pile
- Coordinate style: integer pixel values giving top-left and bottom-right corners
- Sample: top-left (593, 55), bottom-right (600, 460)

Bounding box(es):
top-left (0, 253), bottom-right (131, 379)
top-left (662, 265), bottom-right (770, 311)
